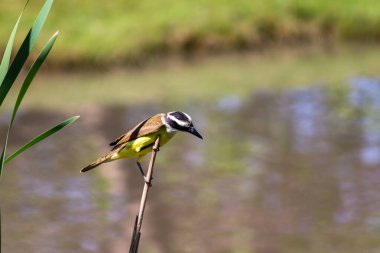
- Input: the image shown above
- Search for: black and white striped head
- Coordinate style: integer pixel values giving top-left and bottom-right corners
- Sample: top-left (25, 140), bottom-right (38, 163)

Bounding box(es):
top-left (165, 111), bottom-right (203, 139)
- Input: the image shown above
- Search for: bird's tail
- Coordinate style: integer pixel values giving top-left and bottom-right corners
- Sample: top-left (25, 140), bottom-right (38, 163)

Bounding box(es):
top-left (81, 153), bottom-right (114, 173)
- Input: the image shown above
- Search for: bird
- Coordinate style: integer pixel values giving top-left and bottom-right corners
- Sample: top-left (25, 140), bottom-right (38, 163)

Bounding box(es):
top-left (81, 111), bottom-right (203, 182)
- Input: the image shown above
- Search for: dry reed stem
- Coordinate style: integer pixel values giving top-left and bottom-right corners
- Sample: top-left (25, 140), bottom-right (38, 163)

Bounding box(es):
top-left (129, 137), bottom-right (160, 253)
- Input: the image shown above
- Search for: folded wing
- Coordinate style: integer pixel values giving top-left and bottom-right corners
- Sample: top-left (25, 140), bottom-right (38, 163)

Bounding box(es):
top-left (109, 113), bottom-right (164, 150)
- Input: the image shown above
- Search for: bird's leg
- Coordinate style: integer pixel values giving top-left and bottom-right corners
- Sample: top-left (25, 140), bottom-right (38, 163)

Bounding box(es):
top-left (136, 161), bottom-right (145, 177)
top-left (136, 161), bottom-right (152, 187)
top-left (153, 138), bottom-right (160, 152)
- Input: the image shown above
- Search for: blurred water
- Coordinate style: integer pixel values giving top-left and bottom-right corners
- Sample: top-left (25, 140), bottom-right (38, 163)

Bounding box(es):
top-left (1, 80), bottom-right (380, 253)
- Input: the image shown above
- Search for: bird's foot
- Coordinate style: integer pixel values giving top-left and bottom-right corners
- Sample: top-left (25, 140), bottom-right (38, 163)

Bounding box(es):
top-left (144, 176), bottom-right (152, 187)
top-left (153, 146), bottom-right (160, 152)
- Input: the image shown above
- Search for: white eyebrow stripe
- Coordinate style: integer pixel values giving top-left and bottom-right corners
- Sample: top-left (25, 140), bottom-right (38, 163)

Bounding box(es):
top-left (168, 114), bottom-right (189, 127)
top-left (183, 112), bottom-right (192, 121)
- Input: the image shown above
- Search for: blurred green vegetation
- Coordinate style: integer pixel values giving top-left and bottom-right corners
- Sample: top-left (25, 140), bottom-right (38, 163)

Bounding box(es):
top-left (1, 0), bottom-right (380, 65)
top-left (2, 45), bottom-right (379, 109)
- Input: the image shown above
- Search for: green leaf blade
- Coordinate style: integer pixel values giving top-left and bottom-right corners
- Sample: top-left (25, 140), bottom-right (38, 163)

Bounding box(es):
top-left (29, 0), bottom-right (53, 49)
top-left (0, 15), bottom-right (22, 85)
top-left (10, 31), bottom-right (59, 126)
top-left (0, 0), bottom-right (29, 84)
top-left (0, 146), bottom-right (6, 178)
top-left (0, 0), bottom-right (54, 107)
top-left (4, 116), bottom-right (79, 165)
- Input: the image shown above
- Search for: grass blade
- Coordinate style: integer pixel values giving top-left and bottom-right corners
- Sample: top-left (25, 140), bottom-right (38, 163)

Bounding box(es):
top-left (29, 0), bottom-right (53, 49)
top-left (10, 31), bottom-right (58, 125)
top-left (1, 31), bottom-right (58, 177)
top-left (0, 0), bottom-right (53, 107)
top-left (0, 15), bottom-right (22, 85)
top-left (0, 146), bottom-right (6, 178)
top-left (4, 116), bottom-right (79, 165)
top-left (0, 0), bottom-right (29, 84)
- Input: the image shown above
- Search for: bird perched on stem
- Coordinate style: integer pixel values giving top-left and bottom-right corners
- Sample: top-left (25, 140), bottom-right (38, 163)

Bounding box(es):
top-left (81, 111), bottom-right (203, 182)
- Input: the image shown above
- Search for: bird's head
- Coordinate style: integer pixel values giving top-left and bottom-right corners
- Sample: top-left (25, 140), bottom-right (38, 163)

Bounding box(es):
top-left (165, 111), bottom-right (203, 139)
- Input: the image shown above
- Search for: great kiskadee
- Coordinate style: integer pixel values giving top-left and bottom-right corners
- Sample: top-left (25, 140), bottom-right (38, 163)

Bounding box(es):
top-left (81, 111), bottom-right (203, 181)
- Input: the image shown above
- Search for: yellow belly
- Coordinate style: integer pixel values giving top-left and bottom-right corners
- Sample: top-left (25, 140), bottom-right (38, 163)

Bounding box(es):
top-left (113, 127), bottom-right (175, 161)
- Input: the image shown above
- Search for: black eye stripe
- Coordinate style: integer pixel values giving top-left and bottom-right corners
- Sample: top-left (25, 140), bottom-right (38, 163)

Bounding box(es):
top-left (168, 118), bottom-right (187, 131)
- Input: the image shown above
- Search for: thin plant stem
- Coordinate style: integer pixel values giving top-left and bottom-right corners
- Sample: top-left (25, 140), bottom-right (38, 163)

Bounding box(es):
top-left (129, 137), bottom-right (160, 253)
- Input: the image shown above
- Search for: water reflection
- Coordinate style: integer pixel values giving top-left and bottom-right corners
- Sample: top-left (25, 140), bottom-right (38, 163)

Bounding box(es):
top-left (1, 81), bottom-right (380, 253)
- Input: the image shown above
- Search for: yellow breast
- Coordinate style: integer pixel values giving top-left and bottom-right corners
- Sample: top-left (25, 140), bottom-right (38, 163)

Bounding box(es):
top-left (114, 126), bottom-right (176, 160)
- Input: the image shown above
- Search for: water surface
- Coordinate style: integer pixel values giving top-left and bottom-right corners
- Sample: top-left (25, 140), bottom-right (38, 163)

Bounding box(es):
top-left (1, 78), bottom-right (380, 253)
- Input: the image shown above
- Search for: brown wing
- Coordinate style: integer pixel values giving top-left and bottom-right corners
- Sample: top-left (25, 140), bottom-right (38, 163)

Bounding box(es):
top-left (109, 113), bottom-right (165, 150)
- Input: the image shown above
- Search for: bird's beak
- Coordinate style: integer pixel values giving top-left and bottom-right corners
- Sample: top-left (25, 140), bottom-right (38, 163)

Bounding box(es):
top-left (188, 127), bottom-right (203, 139)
